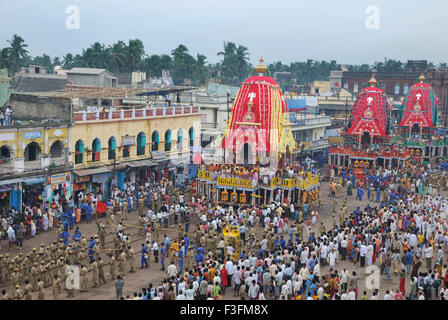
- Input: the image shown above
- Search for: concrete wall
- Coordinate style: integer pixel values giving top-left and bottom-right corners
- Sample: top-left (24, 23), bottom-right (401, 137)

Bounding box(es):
top-left (68, 72), bottom-right (116, 87)
top-left (8, 94), bottom-right (72, 123)
top-left (0, 69), bottom-right (10, 108)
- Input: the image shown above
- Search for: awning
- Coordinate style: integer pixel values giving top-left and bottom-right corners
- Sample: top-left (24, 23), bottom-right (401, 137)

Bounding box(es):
top-left (0, 178), bottom-right (23, 186)
top-left (123, 159), bottom-right (158, 168)
top-left (23, 176), bottom-right (46, 186)
top-left (73, 166), bottom-right (112, 177)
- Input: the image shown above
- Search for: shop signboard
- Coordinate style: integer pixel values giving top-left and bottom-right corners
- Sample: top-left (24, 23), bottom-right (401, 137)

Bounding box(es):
top-left (121, 136), bottom-right (135, 146)
top-left (50, 172), bottom-right (70, 184)
top-left (92, 173), bottom-right (110, 183)
top-left (75, 175), bottom-right (91, 183)
top-left (0, 184), bottom-right (14, 192)
top-left (24, 131), bottom-right (42, 139)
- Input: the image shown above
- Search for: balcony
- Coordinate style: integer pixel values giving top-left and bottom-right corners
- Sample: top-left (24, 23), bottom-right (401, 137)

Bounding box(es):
top-left (24, 160), bottom-right (42, 171)
top-left (49, 157), bottom-right (67, 167)
top-left (74, 105), bottom-right (200, 123)
top-left (0, 161), bottom-right (13, 175)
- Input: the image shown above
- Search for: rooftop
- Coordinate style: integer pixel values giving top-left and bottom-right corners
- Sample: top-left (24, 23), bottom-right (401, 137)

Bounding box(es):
top-left (13, 85), bottom-right (197, 99)
top-left (68, 68), bottom-right (110, 75)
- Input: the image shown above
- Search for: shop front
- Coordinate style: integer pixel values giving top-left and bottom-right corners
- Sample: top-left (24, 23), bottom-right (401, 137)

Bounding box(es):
top-left (121, 159), bottom-right (158, 186)
top-left (0, 179), bottom-right (21, 214)
top-left (73, 166), bottom-right (113, 202)
top-left (91, 172), bottom-right (112, 199)
top-left (22, 176), bottom-right (46, 208)
top-left (45, 172), bottom-right (72, 204)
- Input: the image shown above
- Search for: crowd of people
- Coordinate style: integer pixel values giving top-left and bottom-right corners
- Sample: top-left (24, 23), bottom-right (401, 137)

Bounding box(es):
top-left (1, 155), bottom-right (448, 301)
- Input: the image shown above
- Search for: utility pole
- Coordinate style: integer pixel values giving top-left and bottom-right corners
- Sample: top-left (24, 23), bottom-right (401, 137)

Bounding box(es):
top-left (345, 97), bottom-right (349, 130)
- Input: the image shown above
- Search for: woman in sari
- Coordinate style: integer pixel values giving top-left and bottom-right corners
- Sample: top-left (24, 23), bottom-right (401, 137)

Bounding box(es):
top-left (75, 206), bottom-right (81, 224)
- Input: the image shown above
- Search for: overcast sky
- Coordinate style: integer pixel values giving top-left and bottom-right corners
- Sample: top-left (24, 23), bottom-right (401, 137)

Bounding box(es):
top-left (0, 0), bottom-right (447, 65)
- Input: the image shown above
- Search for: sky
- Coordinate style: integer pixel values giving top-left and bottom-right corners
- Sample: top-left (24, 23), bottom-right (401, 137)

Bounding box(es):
top-left (0, 0), bottom-right (447, 66)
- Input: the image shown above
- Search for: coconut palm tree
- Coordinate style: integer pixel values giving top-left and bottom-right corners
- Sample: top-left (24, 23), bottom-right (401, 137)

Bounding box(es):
top-left (126, 39), bottom-right (145, 72)
top-left (110, 40), bottom-right (127, 73)
top-left (62, 53), bottom-right (74, 69)
top-left (7, 34), bottom-right (29, 73)
top-left (0, 48), bottom-right (10, 70)
top-left (236, 45), bottom-right (249, 81)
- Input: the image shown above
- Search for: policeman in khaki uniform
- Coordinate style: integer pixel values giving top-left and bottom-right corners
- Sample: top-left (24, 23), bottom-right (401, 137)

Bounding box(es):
top-left (109, 253), bottom-right (117, 280)
top-left (127, 246), bottom-right (136, 273)
top-left (52, 274), bottom-right (61, 300)
top-left (92, 259), bottom-right (99, 288)
top-left (122, 199), bottom-right (128, 220)
top-left (37, 278), bottom-right (45, 300)
top-left (80, 264), bottom-right (89, 293)
top-left (24, 280), bottom-right (32, 300)
top-left (14, 284), bottom-right (24, 300)
top-left (118, 250), bottom-right (127, 276)
top-left (65, 269), bottom-right (75, 298)
top-left (98, 257), bottom-right (107, 285)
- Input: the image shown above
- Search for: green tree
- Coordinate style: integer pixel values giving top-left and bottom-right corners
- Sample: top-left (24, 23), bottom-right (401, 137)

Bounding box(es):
top-left (217, 41), bottom-right (238, 84)
top-left (126, 39), bottom-right (145, 72)
top-left (236, 45), bottom-right (250, 81)
top-left (7, 34), bottom-right (29, 74)
top-left (171, 44), bottom-right (192, 84)
top-left (195, 53), bottom-right (207, 84)
top-left (0, 48), bottom-right (10, 70)
top-left (110, 41), bottom-right (127, 73)
top-left (62, 53), bottom-right (74, 69)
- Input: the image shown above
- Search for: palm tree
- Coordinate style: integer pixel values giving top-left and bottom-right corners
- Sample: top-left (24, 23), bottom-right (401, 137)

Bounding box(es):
top-left (126, 39), bottom-right (145, 72)
top-left (438, 63), bottom-right (448, 71)
top-left (0, 48), bottom-right (10, 70)
top-left (62, 53), bottom-right (74, 69)
top-left (7, 34), bottom-right (29, 74)
top-left (110, 41), bottom-right (127, 73)
top-left (236, 45), bottom-right (249, 81)
top-left (195, 54), bottom-right (207, 84)
top-left (171, 44), bottom-right (190, 84)
top-left (218, 41), bottom-right (237, 84)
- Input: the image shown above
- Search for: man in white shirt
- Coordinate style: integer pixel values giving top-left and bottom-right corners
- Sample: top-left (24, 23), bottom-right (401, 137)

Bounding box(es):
top-left (176, 290), bottom-right (186, 300)
top-left (328, 249), bottom-right (337, 269)
top-left (360, 243), bottom-right (367, 267)
top-left (248, 280), bottom-right (259, 300)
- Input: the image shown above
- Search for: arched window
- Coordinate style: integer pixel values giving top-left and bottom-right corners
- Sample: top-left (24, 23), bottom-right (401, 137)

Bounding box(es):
top-left (92, 138), bottom-right (101, 162)
top-left (108, 137), bottom-right (116, 160)
top-left (24, 142), bottom-right (42, 162)
top-left (50, 140), bottom-right (64, 158)
top-left (165, 130), bottom-right (172, 152)
top-left (0, 145), bottom-right (11, 163)
top-left (189, 127), bottom-right (195, 147)
top-left (177, 129), bottom-right (184, 151)
top-left (75, 140), bottom-right (84, 164)
top-left (151, 131), bottom-right (159, 151)
top-left (137, 132), bottom-right (146, 156)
